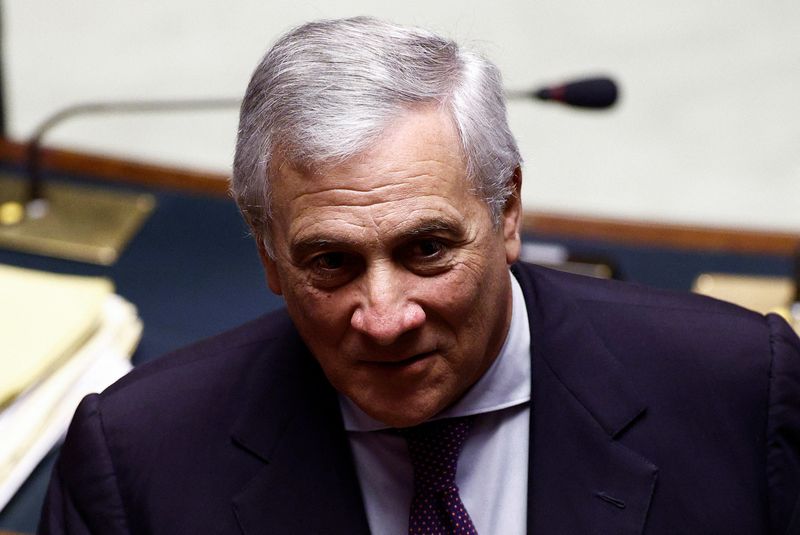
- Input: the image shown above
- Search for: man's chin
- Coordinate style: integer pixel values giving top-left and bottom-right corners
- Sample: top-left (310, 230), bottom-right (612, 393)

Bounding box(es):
top-left (374, 412), bottom-right (436, 429)
top-left (353, 393), bottom-right (452, 429)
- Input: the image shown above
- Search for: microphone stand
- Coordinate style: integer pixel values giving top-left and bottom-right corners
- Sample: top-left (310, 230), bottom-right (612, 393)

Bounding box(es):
top-left (24, 98), bottom-right (241, 210)
top-left (0, 97), bottom-right (241, 265)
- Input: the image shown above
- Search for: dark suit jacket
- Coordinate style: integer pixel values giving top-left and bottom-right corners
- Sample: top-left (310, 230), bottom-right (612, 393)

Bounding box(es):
top-left (39, 263), bottom-right (800, 534)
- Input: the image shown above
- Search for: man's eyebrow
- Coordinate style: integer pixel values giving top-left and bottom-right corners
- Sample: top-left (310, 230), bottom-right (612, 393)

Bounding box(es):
top-left (290, 238), bottom-right (350, 259)
top-left (402, 218), bottom-right (463, 237)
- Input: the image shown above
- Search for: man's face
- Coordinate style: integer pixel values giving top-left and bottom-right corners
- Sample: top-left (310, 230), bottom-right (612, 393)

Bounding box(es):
top-left (261, 108), bottom-right (521, 428)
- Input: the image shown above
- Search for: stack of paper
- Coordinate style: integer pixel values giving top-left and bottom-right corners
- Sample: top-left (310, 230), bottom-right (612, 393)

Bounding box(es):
top-left (0, 264), bottom-right (141, 509)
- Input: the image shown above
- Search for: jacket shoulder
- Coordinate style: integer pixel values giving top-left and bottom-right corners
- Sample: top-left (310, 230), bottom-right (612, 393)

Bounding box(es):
top-left (106, 307), bottom-right (296, 393)
top-left (90, 307), bottom-right (306, 455)
top-left (515, 262), bottom-right (800, 533)
top-left (516, 262), bottom-right (772, 367)
top-left (46, 307), bottom-right (312, 533)
top-left (513, 261), bottom-right (760, 319)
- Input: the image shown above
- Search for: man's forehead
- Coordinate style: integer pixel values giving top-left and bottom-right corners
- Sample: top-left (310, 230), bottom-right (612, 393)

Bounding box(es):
top-left (265, 108), bottom-right (487, 241)
top-left (270, 107), bottom-right (466, 180)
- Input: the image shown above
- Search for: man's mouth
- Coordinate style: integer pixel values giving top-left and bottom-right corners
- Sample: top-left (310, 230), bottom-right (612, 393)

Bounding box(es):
top-left (364, 350), bottom-right (437, 367)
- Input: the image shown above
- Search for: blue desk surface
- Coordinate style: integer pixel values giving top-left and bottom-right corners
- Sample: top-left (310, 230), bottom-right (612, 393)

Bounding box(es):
top-left (0, 172), bottom-right (794, 532)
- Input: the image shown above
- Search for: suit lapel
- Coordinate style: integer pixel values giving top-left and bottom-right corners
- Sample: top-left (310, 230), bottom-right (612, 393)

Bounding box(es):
top-left (514, 264), bottom-right (659, 535)
top-left (228, 331), bottom-right (370, 535)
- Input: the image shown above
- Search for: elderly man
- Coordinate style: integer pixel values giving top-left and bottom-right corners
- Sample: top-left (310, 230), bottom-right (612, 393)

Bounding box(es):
top-left (41, 17), bottom-right (800, 535)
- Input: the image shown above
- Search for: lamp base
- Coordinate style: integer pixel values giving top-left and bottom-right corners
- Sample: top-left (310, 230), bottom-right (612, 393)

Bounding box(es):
top-left (0, 174), bottom-right (155, 265)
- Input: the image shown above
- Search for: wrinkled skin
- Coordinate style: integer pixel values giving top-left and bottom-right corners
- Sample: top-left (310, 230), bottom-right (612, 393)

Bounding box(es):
top-left (260, 108), bottom-right (522, 428)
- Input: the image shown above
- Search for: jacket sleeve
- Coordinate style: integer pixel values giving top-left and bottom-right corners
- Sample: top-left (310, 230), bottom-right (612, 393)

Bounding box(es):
top-left (765, 314), bottom-right (800, 535)
top-left (38, 394), bottom-right (131, 535)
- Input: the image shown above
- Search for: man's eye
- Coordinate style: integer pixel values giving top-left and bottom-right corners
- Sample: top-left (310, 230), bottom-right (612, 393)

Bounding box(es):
top-left (403, 239), bottom-right (453, 275)
top-left (307, 252), bottom-right (359, 288)
top-left (314, 252), bottom-right (346, 270)
top-left (413, 239), bottom-right (446, 259)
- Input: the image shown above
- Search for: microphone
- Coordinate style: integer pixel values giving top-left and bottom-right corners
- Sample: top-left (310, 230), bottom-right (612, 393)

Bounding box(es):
top-left (535, 76), bottom-right (618, 109)
top-left (508, 76), bottom-right (619, 109)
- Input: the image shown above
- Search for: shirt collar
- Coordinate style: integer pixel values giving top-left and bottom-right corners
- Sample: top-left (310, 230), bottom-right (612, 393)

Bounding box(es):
top-left (339, 271), bottom-right (532, 431)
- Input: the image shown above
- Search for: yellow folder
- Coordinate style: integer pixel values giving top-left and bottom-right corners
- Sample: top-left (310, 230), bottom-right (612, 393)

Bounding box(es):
top-left (0, 264), bottom-right (113, 408)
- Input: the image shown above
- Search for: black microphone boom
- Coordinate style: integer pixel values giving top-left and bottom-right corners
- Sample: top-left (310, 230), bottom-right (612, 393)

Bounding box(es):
top-left (508, 76), bottom-right (619, 109)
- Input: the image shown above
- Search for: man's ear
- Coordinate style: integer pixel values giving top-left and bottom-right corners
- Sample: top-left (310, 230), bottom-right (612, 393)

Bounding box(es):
top-left (502, 167), bottom-right (523, 265)
top-left (256, 238), bottom-right (283, 295)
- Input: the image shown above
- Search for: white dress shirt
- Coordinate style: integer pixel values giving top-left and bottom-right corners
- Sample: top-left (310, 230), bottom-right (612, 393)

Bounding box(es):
top-left (339, 272), bottom-right (531, 534)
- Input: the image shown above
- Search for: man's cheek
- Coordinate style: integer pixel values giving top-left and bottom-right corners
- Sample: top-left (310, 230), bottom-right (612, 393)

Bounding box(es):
top-left (429, 264), bottom-right (486, 310)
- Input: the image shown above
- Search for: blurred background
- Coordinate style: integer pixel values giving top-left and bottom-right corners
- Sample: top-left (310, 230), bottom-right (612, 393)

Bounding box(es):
top-left (4, 0), bottom-right (799, 230)
top-left (1, 2), bottom-right (799, 532)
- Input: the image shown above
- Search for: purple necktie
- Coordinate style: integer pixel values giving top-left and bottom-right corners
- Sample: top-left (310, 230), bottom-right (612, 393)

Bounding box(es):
top-left (401, 417), bottom-right (479, 535)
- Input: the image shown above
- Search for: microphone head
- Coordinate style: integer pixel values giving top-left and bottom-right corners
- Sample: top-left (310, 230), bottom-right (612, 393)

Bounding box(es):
top-left (534, 77), bottom-right (619, 109)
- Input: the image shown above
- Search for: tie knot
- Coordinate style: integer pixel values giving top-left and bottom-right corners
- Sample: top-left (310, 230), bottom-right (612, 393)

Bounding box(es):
top-left (400, 416), bottom-right (474, 491)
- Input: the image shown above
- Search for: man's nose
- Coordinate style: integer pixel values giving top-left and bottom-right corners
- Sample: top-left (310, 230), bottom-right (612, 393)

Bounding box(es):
top-left (350, 267), bottom-right (426, 345)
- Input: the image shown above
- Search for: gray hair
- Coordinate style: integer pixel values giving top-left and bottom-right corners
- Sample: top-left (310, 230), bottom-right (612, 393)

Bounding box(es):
top-left (231, 16), bottom-right (521, 256)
